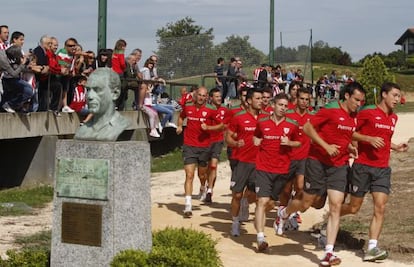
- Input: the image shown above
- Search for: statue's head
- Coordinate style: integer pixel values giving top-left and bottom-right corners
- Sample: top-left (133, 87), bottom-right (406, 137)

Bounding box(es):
top-left (86, 68), bottom-right (121, 117)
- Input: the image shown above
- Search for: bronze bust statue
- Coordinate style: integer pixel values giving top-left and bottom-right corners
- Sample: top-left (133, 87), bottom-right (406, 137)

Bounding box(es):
top-left (74, 68), bottom-right (130, 141)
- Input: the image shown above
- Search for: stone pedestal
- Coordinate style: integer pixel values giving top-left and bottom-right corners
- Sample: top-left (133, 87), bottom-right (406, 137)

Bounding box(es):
top-left (51, 140), bottom-right (152, 267)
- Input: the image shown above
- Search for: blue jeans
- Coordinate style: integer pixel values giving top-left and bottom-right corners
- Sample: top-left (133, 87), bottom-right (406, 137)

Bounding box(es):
top-left (2, 78), bottom-right (34, 109)
top-left (152, 104), bottom-right (174, 127)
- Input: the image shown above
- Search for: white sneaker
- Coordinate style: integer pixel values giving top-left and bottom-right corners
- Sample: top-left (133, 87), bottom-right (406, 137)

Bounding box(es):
top-left (231, 221), bottom-right (240, 237)
top-left (199, 189), bottom-right (207, 202)
top-left (239, 198), bottom-right (249, 222)
top-left (183, 204), bottom-right (192, 217)
top-left (62, 106), bottom-right (75, 113)
top-left (149, 128), bottom-right (160, 138)
top-left (158, 122), bottom-right (163, 133)
top-left (2, 102), bottom-right (15, 113)
top-left (276, 206), bottom-right (288, 235)
top-left (165, 122), bottom-right (177, 128)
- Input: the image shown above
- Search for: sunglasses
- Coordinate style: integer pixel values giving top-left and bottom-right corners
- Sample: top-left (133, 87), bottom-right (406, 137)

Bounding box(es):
top-left (66, 44), bottom-right (76, 47)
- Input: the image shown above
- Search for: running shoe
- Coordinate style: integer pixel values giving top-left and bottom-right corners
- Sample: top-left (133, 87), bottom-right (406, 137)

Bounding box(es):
top-left (231, 221), bottom-right (240, 237)
top-left (363, 247), bottom-right (388, 262)
top-left (199, 188), bottom-right (207, 202)
top-left (205, 192), bottom-right (212, 204)
top-left (183, 204), bottom-right (192, 217)
top-left (257, 239), bottom-right (269, 252)
top-left (320, 252), bottom-right (341, 266)
top-left (275, 206), bottom-right (288, 235)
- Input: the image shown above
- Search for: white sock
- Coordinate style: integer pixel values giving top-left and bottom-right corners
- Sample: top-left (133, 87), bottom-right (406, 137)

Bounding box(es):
top-left (185, 195), bottom-right (192, 205)
top-left (257, 232), bottom-right (265, 241)
top-left (207, 188), bottom-right (212, 193)
top-left (280, 206), bottom-right (288, 218)
top-left (325, 244), bottom-right (334, 254)
top-left (368, 239), bottom-right (378, 250)
top-left (232, 216), bottom-right (239, 223)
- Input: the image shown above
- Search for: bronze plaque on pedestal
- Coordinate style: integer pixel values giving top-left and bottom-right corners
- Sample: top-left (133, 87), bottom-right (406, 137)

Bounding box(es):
top-left (61, 202), bottom-right (102, 247)
top-left (56, 158), bottom-right (109, 200)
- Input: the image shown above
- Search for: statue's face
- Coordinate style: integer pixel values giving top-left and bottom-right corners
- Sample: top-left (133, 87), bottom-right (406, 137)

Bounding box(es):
top-left (86, 75), bottom-right (111, 116)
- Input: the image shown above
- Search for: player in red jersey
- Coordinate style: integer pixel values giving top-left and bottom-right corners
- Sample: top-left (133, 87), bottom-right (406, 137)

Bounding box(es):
top-left (277, 82), bottom-right (366, 266)
top-left (261, 87), bottom-right (274, 114)
top-left (226, 86), bottom-right (251, 220)
top-left (341, 82), bottom-right (408, 262)
top-left (253, 93), bottom-right (301, 252)
top-left (204, 88), bottom-right (229, 203)
top-left (226, 88), bottom-right (264, 237)
top-left (275, 87), bottom-right (313, 234)
top-left (176, 87), bottom-right (223, 217)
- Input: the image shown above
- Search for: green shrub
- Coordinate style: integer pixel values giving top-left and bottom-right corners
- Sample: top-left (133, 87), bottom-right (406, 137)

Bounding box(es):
top-left (110, 249), bottom-right (148, 267)
top-left (0, 248), bottom-right (49, 267)
top-left (111, 227), bottom-right (222, 267)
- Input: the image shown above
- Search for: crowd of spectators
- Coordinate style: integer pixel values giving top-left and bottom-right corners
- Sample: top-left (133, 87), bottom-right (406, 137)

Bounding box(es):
top-left (213, 56), bottom-right (359, 108)
top-left (0, 25), bottom-right (179, 138)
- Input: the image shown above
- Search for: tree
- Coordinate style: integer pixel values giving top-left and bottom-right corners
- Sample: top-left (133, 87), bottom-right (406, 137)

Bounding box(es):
top-left (155, 17), bottom-right (215, 78)
top-left (358, 55), bottom-right (395, 104)
top-left (311, 40), bottom-right (352, 65)
top-left (214, 35), bottom-right (266, 67)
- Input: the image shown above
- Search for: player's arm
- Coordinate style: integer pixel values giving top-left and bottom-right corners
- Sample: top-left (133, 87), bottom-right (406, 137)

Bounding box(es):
top-left (201, 122), bottom-right (224, 131)
top-left (176, 116), bottom-right (184, 135)
top-left (352, 131), bottom-right (384, 149)
top-left (225, 128), bottom-right (243, 148)
top-left (303, 121), bottom-right (339, 157)
top-left (282, 126), bottom-right (301, 148)
top-left (391, 142), bottom-right (409, 152)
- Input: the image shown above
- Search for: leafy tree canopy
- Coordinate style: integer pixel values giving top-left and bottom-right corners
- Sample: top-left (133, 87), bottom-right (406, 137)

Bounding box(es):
top-left (214, 35), bottom-right (266, 66)
top-left (155, 17), bottom-right (215, 78)
top-left (358, 55), bottom-right (395, 104)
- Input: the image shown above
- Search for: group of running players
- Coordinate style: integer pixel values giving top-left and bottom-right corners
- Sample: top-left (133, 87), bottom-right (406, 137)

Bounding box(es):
top-left (176, 80), bottom-right (408, 267)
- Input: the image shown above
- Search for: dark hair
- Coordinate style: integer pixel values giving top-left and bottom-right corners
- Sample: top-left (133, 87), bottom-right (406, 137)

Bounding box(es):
top-left (144, 58), bottom-right (155, 68)
top-left (297, 87), bottom-right (310, 98)
top-left (77, 75), bottom-right (87, 83)
top-left (263, 87), bottom-right (273, 95)
top-left (64, 37), bottom-right (78, 46)
top-left (97, 49), bottom-right (112, 67)
top-left (380, 82), bottom-right (400, 97)
top-left (6, 45), bottom-right (23, 64)
top-left (289, 80), bottom-right (302, 89)
top-left (209, 87), bottom-right (221, 97)
top-left (114, 39), bottom-right (127, 50)
top-left (246, 87), bottom-right (262, 100)
top-left (10, 31), bottom-right (24, 43)
top-left (0, 25), bottom-right (8, 32)
top-left (217, 57), bottom-right (224, 64)
top-left (340, 81), bottom-right (366, 100)
top-left (273, 92), bottom-right (289, 102)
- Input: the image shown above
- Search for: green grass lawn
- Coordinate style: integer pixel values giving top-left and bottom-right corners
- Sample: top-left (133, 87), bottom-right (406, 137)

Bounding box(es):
top-left (0, 186), bottom-right (53, 216)
top-left (151, 147), bottom-right (228, 173)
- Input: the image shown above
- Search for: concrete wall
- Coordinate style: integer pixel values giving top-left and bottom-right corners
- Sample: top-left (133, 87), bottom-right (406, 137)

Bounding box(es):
top-left (0, 111), bottom-right (183, 188)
